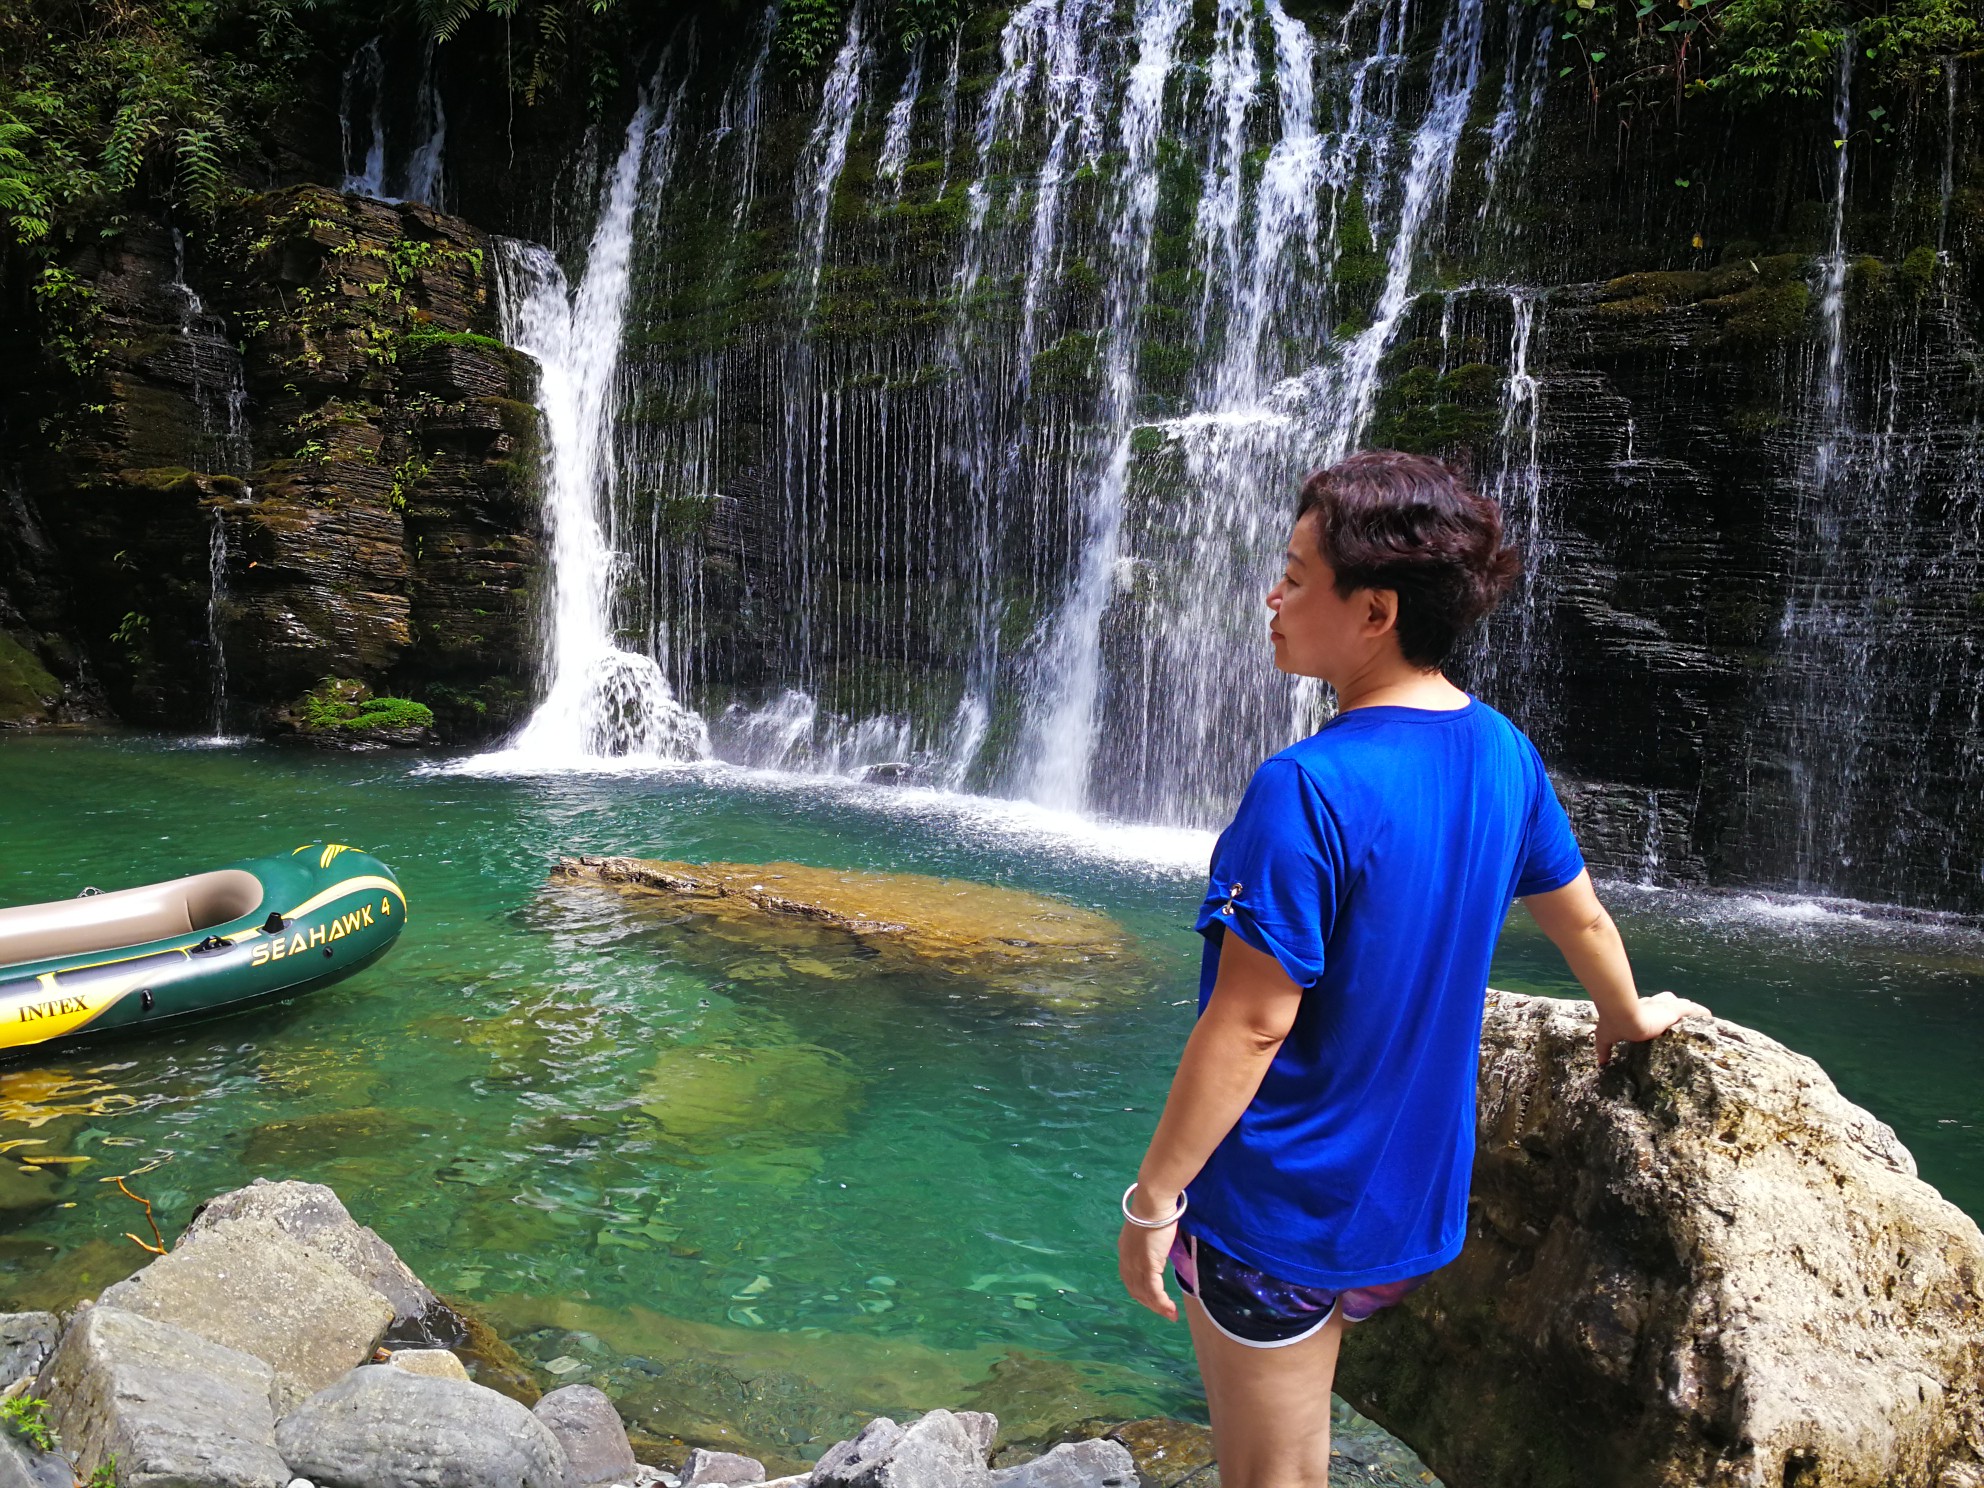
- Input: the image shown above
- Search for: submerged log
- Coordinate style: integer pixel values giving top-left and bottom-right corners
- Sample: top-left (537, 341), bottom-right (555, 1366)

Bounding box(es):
top-left (1338, 990), bottom-right (1984, 1488)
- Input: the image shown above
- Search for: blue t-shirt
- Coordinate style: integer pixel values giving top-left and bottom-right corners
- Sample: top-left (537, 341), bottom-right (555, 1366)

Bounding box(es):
top-left (1183, 696), bottom-right (1584, 1290)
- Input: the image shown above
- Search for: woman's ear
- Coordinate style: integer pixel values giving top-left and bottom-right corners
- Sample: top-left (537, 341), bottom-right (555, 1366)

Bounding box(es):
top-left (1363, 587), bottom-right (1400, 638)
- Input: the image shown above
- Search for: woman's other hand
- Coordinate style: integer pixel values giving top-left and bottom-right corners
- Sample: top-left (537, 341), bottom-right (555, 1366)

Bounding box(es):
top-left (1118, 1215), bottom-right (1180, 1321)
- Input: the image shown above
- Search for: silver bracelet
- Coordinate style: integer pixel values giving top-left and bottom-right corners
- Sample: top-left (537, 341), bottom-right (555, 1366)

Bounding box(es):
top-left (1121, 1182), bottom-right (1187, 1229)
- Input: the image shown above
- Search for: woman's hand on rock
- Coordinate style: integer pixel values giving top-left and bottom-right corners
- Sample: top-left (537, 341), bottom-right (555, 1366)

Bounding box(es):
top-left (1595, 990), bottom-right (1711, 1066)
top-left (1118, 1219), bottom-right (1179, 1322)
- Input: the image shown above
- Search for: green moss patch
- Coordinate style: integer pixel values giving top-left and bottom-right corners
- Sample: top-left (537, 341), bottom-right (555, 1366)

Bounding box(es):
top-left (0, 632), bottom-right (62, 724)
top-left (292, 677), bottom-right (435, 737)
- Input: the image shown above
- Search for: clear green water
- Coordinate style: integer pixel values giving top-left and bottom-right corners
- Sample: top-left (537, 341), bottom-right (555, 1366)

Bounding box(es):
top-left (1, 735), bottom-right (1980, 1461)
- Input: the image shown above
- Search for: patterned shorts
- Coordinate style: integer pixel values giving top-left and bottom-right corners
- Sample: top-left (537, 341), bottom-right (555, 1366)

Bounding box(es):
top-left (1168, 1230), bottom-right (1426, 1348)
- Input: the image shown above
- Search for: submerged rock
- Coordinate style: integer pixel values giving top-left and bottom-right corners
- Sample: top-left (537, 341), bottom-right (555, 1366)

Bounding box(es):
top-left (551, 858), bottom-right (1135, 1004)
top-left (680, 1447), bottom-right (767, 1486)
top-left (1337, 989), bottom-right (1984, 1488)
top-left (35, 1304), bottom-right (290, 1488)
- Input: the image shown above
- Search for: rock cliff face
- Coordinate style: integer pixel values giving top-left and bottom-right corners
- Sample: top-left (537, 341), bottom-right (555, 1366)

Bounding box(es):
top-left (1, 185), bottom-right (541, 738)
top-left (1337, 990), bottom-right (1984, 1488)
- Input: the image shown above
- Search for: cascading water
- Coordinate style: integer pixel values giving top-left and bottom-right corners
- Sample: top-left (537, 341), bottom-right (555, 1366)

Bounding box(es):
top-left (205, 510), bottom-right (231, 739)
top-left (483, 80), bottom-right (709, 766)
top-left (340, 36), bottom-right (447, 207)
top-left (340, 39), bottom-right (388, 197)
top-left (528, 0), bottom-right (1542, 820)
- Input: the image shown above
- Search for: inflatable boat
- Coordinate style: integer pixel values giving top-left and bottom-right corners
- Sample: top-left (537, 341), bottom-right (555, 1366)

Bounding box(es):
top-left (0, 843), bottom-right (406, 1056)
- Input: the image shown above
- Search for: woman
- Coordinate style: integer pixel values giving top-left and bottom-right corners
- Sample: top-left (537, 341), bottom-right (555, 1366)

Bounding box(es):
top-left (1118, 451), bottom-right (1706, 1487)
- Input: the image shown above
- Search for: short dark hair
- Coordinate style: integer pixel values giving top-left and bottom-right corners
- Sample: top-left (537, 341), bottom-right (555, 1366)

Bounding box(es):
top-left (1294, 451), bottom-right (1522, 669)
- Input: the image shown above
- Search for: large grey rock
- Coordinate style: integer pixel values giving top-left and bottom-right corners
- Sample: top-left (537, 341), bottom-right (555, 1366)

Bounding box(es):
top-left (33, 1304), bottom-right (289, 1488)
top-left (814, 1411), bottom-right (988, 1488)
top-left (1338, 990), bottom-right (1984, 1488)
top-left (986, 1442), bottom-right (1135, 1488)
top-left (276, 1365), bottom-right (569, 1488)
top-left (100, 1215), bottom-right (393, 1407)
top-left (0, 1313), bottom-right (57, 1387)
top-left (953, 1415), bottom-right (997, 1460)
top-left (680, 1447), bottom-right (765, 1487)
top-left (0, 1429), bottom-right (70, 1488)
top-left (535, 1384), bottom-right (639, 1485)
top-left (187, 1178), bottom-right (460, 1341)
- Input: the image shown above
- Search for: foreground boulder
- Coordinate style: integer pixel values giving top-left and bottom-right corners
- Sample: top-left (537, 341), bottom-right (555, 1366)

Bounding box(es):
top-left (187, 1177), bottom-right (463, 1342)
top-left (538, 1384), bottom-right (641, 1485)
top-left (551, 859), bottom-right (1135, 1006)
top-left (98, 1215), bottom-right (393, 1407)
top-left (0, 1312), bottom-right (57, 1386)
top-left (276, 1365), bottom-right (569, 1488)
top-left (34, 1304), bottom-right (289, 1488)
top-left (1337, 989), bottom-right (1984, 1488)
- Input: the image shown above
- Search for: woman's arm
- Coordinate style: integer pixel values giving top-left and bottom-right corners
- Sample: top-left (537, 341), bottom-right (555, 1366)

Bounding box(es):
top-left (1119, 933), bottom-right (1304, 1320)
top-left (1521, 869), bottom-right (1708, 1064)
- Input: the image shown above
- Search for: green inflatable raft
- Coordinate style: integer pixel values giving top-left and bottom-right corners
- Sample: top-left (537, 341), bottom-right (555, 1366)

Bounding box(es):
top-left (0, 843), bottom-right (406, 1056)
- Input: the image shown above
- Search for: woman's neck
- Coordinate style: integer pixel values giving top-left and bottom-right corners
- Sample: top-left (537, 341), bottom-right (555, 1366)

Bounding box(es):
top-left (1332, 662), bottom-right (1470, 714)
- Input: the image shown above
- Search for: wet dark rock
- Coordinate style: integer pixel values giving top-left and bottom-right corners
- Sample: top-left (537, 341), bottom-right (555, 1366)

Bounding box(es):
top-left (0, 1312), bottom-right (58, 1387)
top-left (538, 1384), bottom-right (642, 1485)
top-left (275, 1365), bottom-right (569, 1488)
top-left (35, 1303), bottom-right (290, 1488)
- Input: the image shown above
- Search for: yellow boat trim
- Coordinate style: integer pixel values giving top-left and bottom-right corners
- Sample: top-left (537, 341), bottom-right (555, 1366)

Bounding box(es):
top-left (0, 968), bottom-right (151, 1050)
top-left (283, 874), bottom-right (406, 923)
top-left (319, 844), bottom-right (354, 870)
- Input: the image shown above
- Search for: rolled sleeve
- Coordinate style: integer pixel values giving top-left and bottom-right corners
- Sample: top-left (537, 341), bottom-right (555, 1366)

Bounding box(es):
top-left (1195, 758), bottom-right (1344, 989)
top-left (1514, 747), bottom-right (1586, 897)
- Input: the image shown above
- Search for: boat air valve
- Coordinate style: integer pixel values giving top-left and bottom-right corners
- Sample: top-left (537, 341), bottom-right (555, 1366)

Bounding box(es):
top-left (191, 935), bottom-right (229, 954)
top-left (140, 990), bottom-right (154, 1011)
top-left (262, 913), bottom-right (287, 934)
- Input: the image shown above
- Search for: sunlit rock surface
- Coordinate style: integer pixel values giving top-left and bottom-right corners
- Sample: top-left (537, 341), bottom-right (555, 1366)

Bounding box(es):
top-left (1338, 990), bottom-right (1984, 1488)
top-left (550, 857), bottom-right (1137, 1006)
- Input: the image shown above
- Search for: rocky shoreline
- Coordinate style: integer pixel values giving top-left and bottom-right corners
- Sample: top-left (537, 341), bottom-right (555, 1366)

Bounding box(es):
top-left (0, 1177), bottom-right (1428, 1488)
top-left (4, 988), bottom-right (1982, 1488)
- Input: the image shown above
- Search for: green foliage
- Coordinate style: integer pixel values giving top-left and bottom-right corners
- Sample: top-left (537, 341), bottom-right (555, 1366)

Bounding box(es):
top-left (0, 0), bottom-right (321, 258)
top-left (1529, 0), bottom-right (1976, 104)
top-left (296, 677), bottom-right (436, 735)
top-left (776, 0), bottom-right (966, 69)
top-left (0, 1392), bottom-right (56, 1452)
top-left (85, 1455), bottom-right (118, 1488)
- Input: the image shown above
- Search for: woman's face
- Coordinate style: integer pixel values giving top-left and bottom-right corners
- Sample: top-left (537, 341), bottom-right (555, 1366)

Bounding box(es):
top-left (1266, 513), bottom-right (1395, 681)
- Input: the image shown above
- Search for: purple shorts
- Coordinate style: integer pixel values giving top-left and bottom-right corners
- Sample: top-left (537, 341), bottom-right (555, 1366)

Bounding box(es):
top-left (1169, 1231), bottom-right (1426, 1348)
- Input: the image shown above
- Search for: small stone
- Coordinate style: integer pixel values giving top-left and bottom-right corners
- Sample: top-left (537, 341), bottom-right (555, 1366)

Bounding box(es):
top-left (987, 1440), bottom-right (1136, 1488)
top-left (287, 1479), bottom-right (316, 1488)
top-left (0, 1314), bottom-right (58, 1390)
top-left (535, 1383), bottom-right (639, 1485)
top-left (814, 1410), bottom-right (987, 1488)
top-left (386, 1347), bottom-right (470, 1382)
top-left (681, 1448), bottom-right (767, 1487)
top-left (546, 1354), bottom-right (587, 1375)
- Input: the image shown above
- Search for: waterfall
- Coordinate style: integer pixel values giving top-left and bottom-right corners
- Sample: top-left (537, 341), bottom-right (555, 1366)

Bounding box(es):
top-left (340, 39), bottom-right (388, 197)
top-left (796, 9), bottom-right (869, 313)
top-left (167, 228), bottom-right (252, 475)
top-left (206, 510), bottom-right (232, 739)
top-left (399, 42), bottom-right (448, 208)
top-left (486, 80), bottom-right (709, 766)
top-left (503, 0), bottom-right (1543, 815)
top-left (339, 36), bottom-right (447, 207)
top-left (1017, 0), bottom-right (1189, 810)
top-left (877, 43), bottom-right (924, 192)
